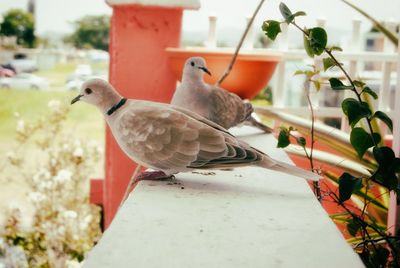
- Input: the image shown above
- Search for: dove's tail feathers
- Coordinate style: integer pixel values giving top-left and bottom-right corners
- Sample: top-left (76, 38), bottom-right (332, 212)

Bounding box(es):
top-left (245, 116), bottom-right (273, 133)
top-left (261, 158), bottom-right (321, 181)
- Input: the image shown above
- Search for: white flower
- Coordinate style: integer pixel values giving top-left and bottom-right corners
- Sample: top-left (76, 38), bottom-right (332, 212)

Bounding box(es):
top-left (65, 259), bottom-right (82, 268)
top-left (7, 202), bottom-right (22, 211)
top-left (28, 192), bottom-right (46, 203)
top-left (16, 119), bottom-right (25, 132)
top-left (48, 99), bottom-right (61, 110)
top-left (88, 140), bottom-right (98, 148)
top-left (38, 180), bottom-right (53, 191)
top-left (33, 168), bottom-right (51, 182)
top-left (79, 215), bottom-right (93, 230)
top-left (63, 143), bottom-right (70, 151)
top-left (73, 147), bottom-right (83, 158)
top-left (57, 226), bottom-right (66, 236)
top-left (54, 169), bottom-right (72, 183)
top-left (50, 158), bottom-right (57, 166)
top-left (5, 245), bottom-right (28, 268)
top-left (63, 210), bottom-right (78, 219)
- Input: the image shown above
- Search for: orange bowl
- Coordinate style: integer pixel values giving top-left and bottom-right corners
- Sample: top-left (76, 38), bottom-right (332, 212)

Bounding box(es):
top-left (166, 47), bottom-right (282, 99)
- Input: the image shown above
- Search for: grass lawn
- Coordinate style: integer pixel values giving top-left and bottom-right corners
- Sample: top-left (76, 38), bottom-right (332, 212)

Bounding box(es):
top-left (0, 62), bottom-right (107, 223)
top-left (0, 89), bottom-right (104, 141)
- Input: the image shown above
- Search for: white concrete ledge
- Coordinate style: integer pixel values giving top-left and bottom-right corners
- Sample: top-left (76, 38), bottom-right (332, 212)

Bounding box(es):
top-left (106, 0), bottom-right (200, 9)
top-left (83, 127), bottom-right (363, 268)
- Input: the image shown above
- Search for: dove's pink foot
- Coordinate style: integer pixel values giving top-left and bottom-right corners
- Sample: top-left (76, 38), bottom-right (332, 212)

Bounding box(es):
top-left (127, 171), bottom-right (174, 194)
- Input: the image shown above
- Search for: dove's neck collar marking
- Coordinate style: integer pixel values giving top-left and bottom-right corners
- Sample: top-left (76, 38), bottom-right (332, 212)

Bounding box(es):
top-left (107, 98), bottom-right (127, 116)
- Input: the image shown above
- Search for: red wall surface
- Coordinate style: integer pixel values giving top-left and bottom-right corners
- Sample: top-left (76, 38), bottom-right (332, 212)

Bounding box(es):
top-left (104, 5), bottom-right (183, 227)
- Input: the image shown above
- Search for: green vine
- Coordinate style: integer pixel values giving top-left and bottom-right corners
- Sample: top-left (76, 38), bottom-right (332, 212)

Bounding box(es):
top-left (262, 3), bottom-right (400, 267)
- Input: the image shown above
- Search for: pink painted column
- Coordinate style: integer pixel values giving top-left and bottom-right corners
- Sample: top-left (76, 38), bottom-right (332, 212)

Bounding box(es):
top-left (103, 0), bottom-right (200, 227)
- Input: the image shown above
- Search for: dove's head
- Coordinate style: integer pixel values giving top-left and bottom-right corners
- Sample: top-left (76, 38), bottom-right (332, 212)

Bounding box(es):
top-left (71, 78), bottom-right (122, 111)
top-left (182, 57), bottom-right (211, 82)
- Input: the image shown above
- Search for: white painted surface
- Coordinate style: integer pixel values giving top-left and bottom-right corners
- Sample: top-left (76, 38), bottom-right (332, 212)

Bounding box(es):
top-left (106, 0), bottom-right (200, 9)
top-left (83, 127), bottom-right (364, 268)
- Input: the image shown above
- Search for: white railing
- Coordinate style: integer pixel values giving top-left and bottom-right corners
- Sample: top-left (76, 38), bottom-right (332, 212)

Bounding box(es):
top-left (205, 15), bottom-right (399, 147)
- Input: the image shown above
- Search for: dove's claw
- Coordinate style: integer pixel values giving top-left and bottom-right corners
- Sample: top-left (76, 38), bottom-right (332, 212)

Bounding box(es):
top-left (134, 171), bottom-right (174, 183)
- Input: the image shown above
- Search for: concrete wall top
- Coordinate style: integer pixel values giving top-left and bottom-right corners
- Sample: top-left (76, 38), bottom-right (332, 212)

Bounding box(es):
top-left (106, 0), bottom-right (200, 9)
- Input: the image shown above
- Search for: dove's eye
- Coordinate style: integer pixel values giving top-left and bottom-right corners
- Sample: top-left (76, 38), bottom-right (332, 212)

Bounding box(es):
top-left (190, 61), bottom-right (195, 67)
top-left (85, 88), bottom-right (92, 94)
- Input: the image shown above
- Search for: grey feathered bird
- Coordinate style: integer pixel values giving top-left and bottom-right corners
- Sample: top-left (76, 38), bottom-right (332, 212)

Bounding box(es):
top-left (171, 57), bottom-right (272, 132)
top-left (71, 78), bottom-right (320, 181)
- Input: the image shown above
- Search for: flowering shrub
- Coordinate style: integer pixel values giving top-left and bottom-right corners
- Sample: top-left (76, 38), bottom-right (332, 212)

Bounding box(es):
top-left (0, 100), bottom-right (102, 267)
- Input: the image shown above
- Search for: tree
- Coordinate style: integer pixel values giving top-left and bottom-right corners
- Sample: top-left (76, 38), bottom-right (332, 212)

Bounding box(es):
top-left (0, 9), bottom-right (36, 48)
top-left (66, 15), bottom-right (110, 51)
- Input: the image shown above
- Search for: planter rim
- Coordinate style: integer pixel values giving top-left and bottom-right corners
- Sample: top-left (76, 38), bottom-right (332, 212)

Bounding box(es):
top-left (106, 0), bottom-right (200, 9)
top-left (166, 47), bottom-right (283, 62)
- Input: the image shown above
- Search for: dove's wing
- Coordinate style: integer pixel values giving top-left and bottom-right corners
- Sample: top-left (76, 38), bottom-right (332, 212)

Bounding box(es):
top-left (112, 100), bottom-right (263, 174)
top-left (208, 86), bottom-right (253, 129)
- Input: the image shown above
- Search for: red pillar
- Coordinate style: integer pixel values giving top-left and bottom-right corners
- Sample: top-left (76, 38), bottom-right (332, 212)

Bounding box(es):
top-left (103, 1), bottom-right (199, 227)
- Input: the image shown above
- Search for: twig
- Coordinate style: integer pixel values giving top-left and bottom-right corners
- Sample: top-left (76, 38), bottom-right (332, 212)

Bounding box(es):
top-left (216, 0), bottom-right (266, 86)
top-left (328, 189), bottom-right (400, 267)
top-left (354, 236), bottom-right (398, 249)
top-left (290, 21), bottom-right (377, 147)
top-left (305, 87), bottom-right (322, 201)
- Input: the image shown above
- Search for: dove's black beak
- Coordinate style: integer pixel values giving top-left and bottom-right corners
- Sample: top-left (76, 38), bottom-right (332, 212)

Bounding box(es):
top-left (71, 94), bottom-right (83, 105)
top-left (198, 66), bottom-right (212, 76)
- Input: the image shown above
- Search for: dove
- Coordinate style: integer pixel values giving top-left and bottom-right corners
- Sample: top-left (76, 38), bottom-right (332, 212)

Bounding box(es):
top-left (71, 78), bottom-right (320, 182)
top-left (171, 57), bottom-right (272, 132)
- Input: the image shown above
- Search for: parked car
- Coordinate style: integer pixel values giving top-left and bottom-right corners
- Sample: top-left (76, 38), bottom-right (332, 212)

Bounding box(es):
top-left (0, 66), bottom-right (15, 77)
top-left (9, 59), bottom-right (38, 73)
top-left (67, 64), bottom-right (93, 82)
top-left (65, 77), bottom-right (86, 91)
top-left (0, 73), bottom-right (49, 90)
top-left (65, 74), bottom-right (107, 91)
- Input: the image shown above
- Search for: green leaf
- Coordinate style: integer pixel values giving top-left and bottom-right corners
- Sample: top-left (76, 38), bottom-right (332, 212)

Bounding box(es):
top-left (338, 172), bottom-right (362, 203)
top-left (329, 46), bottom-right (343, 52)
top-left (322, 57), bottom-right (336, 71)
top-left (371, 147), bottom-right (399, 190)
top-left (279, 2), bottom-right (294, 23)
top-left (372, 111), bottom-right (393, 132)
top-left (309, 27), bottom-right (327, 56)
top-left (262, 20), bottom-right (282, 41)
top-left (329, 78), bottom-right (353, 90)
top-left (361, 86), bottom-right (378, 99)
top-left (371, 247), bottom-right (390, 267)
top-left (294, 70), bottom-right (307, 75)
top-left (374, 146), bottom-right (395, 168)
top-left (303, 32), bottom-right (314, 57)
top-left (353, 80), bottom-right (365, 87)
top-left (350, 128), bottom-right (381, 159)
top-left (296, 137), bottom-right (306, 147)
top-left (312, 80), bottom-right (321, 91)
top-left (346, 219), bottom-right (361, 236)
top-left (341, 98), bottom-right (372, 127)
top-left (277, 128), bottom-right (291, 148)
top-left (293, 11), bottom-right (306, 17)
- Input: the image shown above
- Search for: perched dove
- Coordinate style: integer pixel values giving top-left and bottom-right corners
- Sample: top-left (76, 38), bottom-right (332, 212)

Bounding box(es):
top-left (171, 57), bottom-right (272, 132)
top-left (71, 78), bottom-right (320, 181)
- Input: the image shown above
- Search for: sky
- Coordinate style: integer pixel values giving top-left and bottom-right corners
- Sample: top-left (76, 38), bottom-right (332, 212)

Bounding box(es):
top-left (1, 0), bottom-right (399, 36)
